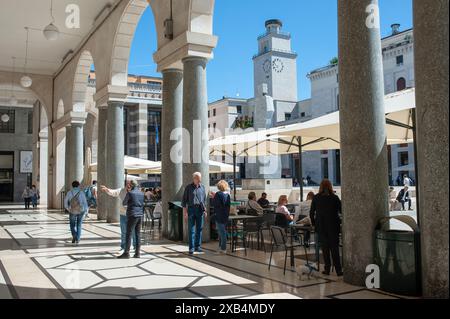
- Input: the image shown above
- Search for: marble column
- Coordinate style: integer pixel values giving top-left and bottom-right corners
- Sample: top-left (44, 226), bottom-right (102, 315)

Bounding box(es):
top-left (68, 123), bottom-right (84, 184)
top-left (161, 68), bottom-right (183, 238)
top-left (64, 126), bottom-right (72, 193)
top-left (338, 0), bottom-right (389, 286)
top-left (413, 0), bottom-right (449, 298)
top-left (106, 101), bottom-right (125, 223)
top-left (182, 57), bottom-right (210, 242)
top-left (96, 108), bottom-right (108, 220)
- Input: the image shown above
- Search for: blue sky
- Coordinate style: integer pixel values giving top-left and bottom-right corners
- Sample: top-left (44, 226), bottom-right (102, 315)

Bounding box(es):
top-left (128, 0), bottom-right (413, 102)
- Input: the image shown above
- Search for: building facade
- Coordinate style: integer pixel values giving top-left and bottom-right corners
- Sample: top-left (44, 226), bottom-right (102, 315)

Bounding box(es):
top-left (209, 22), bottom-right (416, 186)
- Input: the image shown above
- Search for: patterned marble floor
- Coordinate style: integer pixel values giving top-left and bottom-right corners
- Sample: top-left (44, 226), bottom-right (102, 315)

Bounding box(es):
top-left (0, 205), bottom-right (405, 299)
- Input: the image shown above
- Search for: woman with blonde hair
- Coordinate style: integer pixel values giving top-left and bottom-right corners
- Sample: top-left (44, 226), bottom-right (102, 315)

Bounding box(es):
top-left (211, 180), bottom-right (231, 253)
top-left (310, 179), bottom-right (343, 276)
top-left (275, 195), bottom-right (294, 227)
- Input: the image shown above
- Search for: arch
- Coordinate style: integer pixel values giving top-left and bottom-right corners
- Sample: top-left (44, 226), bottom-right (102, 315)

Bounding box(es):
top-left (396, 77), bottom-right (406, 91)
top-left (110, 0), bottom-right (149, 86)
top-left (72, 50), bottom-right (95, 112)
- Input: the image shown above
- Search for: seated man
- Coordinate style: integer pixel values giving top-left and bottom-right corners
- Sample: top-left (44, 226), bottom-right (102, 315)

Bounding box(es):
top-left (246, 192), bottom-right (264, 215)
top-left (257, 192), bottom-right (270, 208)
top-left (396, 186), bottom-right (412, 211)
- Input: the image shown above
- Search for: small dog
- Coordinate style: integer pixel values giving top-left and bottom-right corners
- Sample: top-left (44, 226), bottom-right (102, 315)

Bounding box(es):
top-left (296, 263), bottom-right (319, 280)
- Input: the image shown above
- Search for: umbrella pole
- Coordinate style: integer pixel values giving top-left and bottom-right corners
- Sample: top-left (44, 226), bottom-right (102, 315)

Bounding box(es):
top-left (233, 150), bottom-right (237, 201)
top-left (297, 137), bottom-right (304, 202)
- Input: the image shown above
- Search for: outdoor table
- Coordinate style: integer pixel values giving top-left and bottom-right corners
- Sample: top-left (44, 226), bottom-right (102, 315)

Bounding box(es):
top-left (227, 215), bottom-right (261, 253)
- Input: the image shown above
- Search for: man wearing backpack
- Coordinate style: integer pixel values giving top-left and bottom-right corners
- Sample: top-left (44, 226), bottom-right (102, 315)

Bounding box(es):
top-left (64, 181), bottom-right (89, 245)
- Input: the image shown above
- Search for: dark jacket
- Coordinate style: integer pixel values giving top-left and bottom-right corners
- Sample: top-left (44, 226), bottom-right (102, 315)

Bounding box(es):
top-left (257, 198), bottom-right (270, 208)
top-left (123, 188), bottom-right (145, 217)
top-left (310, 193), bottom-right (341, 238)
top-left (182, 183), bottom-right (207, 210)
top-left (212, 191), bottom-right (231, 224)
top-left (396, 189), bottom-right (410, 201)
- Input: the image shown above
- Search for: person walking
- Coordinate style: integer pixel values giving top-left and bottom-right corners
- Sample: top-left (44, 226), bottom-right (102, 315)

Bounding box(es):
top-left (30, 185), bottom-right (40, 209)
top-left (211, 180), bottom-right (231, 254)
top-left (310, 179), bottom-right (343, 276)
top-left (182, 172), bottom-right (207, 255)
top-left (101, 181), bottom-right (137, 255)
top-left (22, 186), bottom-right (32, 209)
top-left (64, 181), bottom-right (89, 245)
top-left (117, 180), bottom-right (145, 259)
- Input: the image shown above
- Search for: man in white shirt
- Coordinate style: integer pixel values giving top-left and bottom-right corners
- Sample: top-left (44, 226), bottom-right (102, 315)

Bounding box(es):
top-left (101, 181), bottom-right (136, 254)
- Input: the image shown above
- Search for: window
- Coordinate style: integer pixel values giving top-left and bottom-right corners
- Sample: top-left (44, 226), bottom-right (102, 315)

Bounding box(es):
top-left (399, 151), bottom-right (409, 166)
top-left (213, 109), bottom-right (216, 117)
top-left (336, 94), bottom-right (340, 110)
top-left (208, 110), bottom-right (210, 118)
top-left (236, 105), bottom-right (242, 114)
top-left (396, 55), bottom-right (404, 66)
top-left (285, 113), bottom-right (292, 121)
top-left (396, 77), bottom-right (406, 91)
top-left (300, 112), bottom-right (306, 118)
top-left (27, 110), bottom-right (33, 134)
top-left (336, 73), bottom-right (339, 83)
top-left (213, 123), bottom-right (217, 129)
top-left (0, 109), bottom-right (15, 133)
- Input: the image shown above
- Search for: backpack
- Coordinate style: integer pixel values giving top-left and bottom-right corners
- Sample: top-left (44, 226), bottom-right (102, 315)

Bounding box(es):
top-left (70, 191), bottom-right (83, 215)
top-left (84, 186), bottom-right (93, 202)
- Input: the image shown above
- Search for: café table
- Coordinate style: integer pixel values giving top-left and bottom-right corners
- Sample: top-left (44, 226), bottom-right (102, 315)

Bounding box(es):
top-left (227, 215), bottom-right (262, 253)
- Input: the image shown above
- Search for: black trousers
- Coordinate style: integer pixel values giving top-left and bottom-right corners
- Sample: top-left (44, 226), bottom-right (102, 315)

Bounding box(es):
top-left (125, 215), bottom-right (142, 254)
top-left (399, 199), bottom-right (412, 210)
top-left (24, 197), bottom-right (31, 209)
top-left (320, 231), bottom-right (342, 273)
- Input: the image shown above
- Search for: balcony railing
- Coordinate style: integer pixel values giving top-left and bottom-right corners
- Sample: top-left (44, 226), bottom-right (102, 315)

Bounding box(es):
top-left (87, 79), bottom-right (162, 99)
top-left (257, 30), bottom-right (291, 40)
top-left (253, 48), bottom-right (298, 59)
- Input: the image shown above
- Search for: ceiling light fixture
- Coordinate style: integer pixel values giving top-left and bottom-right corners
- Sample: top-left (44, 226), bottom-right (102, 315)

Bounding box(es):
top-left (20, 27), bottom-right (33, 88)
top-left (43, 0), bottom-right (59, 41)
top-left (1, 114), bottom-right (10, 123)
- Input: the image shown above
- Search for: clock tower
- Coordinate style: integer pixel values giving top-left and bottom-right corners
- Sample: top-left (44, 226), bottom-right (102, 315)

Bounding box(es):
top-left (253, 19), bottom-right (298, 102)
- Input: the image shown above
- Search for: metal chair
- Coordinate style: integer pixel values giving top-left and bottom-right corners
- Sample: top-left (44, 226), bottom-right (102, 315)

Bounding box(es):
top-left (268, 226), bottom-right (302, 275)
top-left (243, 216), bottom-right (264, 250)
top-left (258, 212), bottom-right (277, 252)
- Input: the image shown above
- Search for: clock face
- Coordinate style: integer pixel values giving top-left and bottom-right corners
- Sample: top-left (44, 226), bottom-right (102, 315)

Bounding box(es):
top-left (262, 59), bottom-right (271, 74)
top-left (272, 58), bottom-right (284, 73)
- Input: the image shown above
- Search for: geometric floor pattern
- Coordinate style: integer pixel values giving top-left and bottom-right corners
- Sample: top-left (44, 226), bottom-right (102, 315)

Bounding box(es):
top-left (0, 205), bottom-right (404, 299)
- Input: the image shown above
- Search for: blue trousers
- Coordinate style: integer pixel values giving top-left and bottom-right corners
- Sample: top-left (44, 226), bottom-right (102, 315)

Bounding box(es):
top-left (188, 206), bottom-right (204, 251)
top-left (216, 222), bottom-right (227, 251)
top-left (120, 214), bottom-right (136, 250)
top-left (69, 213), bottom-right (84, 242)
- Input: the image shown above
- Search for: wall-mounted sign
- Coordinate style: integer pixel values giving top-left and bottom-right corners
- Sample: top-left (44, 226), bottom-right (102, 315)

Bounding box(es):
top-left (20, 151), bottom-right (33, 173)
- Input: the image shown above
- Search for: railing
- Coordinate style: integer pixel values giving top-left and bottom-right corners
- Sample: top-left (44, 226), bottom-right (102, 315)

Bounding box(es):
top-left (87, 79), bottom-right (162, 99)
top-left (253, 48), bottom-right (297, 59)
top-left (257, 30), bottom-right (291, 40)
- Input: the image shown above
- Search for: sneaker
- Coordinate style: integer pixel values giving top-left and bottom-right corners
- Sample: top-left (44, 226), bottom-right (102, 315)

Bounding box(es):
top-left (71, 237), bottom-right (76, 244)
top-left (133, 253), bottom-right (141, 259)
top-left (336, 271), bottom-right (344, 277)
top-left (195, 248), bottom-right (203, 253)
top-left (117, 253), bottom-right (130, 259)
top-left (75, 241), bottom-right (79, 246)
top-left (188, 250), bottom-right (194, 255)
top-left (220, 250), bottom-right (227, 254)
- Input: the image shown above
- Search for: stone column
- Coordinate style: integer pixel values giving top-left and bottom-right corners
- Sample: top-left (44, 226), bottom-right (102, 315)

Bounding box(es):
top-left (64, 126), bottom-right (72, 192)
top-left (68, 123), bottom-right (84, 184)
top-left (161, 68), bottom-right (183, 238)
top-left (338, 0), bottom-right (389, 286)
top-left (96, 108), bottom-right (108, 220)
top-left (182, 57), bottom-right (210, 242)
top-left (106, 101), bottom-right (125, 223)
top-left (413, 0), bottom-right (449, 298)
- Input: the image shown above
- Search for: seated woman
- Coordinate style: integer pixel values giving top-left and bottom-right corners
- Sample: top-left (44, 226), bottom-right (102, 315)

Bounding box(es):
top-left (275, 195), bottom-right (294, 227)
top-left (246, 192), bottom-right (264, 216)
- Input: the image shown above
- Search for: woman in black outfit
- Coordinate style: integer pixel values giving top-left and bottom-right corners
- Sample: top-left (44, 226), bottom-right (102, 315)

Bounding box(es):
top-left (310, 179), bottom-right (343, 276)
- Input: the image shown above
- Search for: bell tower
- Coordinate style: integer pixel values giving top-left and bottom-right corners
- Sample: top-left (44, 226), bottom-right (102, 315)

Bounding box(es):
top-left (253, 19), bottom-right (298, 102)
